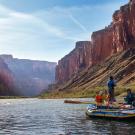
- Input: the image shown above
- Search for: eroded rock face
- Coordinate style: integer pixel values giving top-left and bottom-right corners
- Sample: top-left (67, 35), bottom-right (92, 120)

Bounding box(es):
top-left (56, 0), bottom-right (135, 83)
top-left (0, 58), bottom-right (15, 95)
top-left (56, 41), bottom-right (92, 83)
top-left (112, 2), bottom-right (135, 52)
top-left (91, 27), bottom-right (114, 65)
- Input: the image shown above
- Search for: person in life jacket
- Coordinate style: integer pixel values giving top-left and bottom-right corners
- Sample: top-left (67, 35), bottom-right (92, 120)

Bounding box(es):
top-left (95, 91), bottom-right (103, 106)
top-left (107, 76), bottom-right (116, 103)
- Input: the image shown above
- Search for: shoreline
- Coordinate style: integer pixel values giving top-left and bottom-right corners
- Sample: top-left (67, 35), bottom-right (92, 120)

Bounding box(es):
top-left (40, 85), bottom-right (135, 99)
top-left (1, 85), bottom-right (135, 99)
top-left (0, 96), bottom-right (34, 99)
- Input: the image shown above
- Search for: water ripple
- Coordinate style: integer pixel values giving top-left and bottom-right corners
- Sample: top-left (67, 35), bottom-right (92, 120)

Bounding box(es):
top-left (0, 98), bottom-right (134, 135)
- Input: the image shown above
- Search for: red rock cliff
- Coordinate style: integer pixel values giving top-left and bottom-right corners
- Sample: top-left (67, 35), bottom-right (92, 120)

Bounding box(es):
top-left (112, 0), bottom-right (135, 52)
top-left (56, 0), bottom-right (135, 83)
top-left (91, 26), bottom-right (114, 65)
top-left (56, 41), bottom-right (92, 83)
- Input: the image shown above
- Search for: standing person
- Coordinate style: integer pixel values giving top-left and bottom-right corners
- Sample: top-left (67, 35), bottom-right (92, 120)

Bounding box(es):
top-left (107, 76), bottom-right (116, 103)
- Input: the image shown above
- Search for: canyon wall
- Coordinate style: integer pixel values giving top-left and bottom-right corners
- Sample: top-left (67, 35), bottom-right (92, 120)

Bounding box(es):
top-left (0, 58), bottom-right (15, 96)
top-left (56, 41), bottom-right (92, 83)
top-left (0, 55), bottom-right (56, 96)
top-left (56, 0), bottom-right (135, 83)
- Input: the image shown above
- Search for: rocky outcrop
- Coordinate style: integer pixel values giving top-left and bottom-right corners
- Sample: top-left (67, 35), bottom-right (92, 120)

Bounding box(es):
top-left (56, 41), bottom-right (92, 83)
top-left (91, 26), bottom-right (114, 65)
top-left (0, 58), bottom-right (15, 96)
top-left (0, 55), bottom-right (56, 96)
top-left (56, 0), bottom-right (135, 83)
top-left (112, 1), bottom-right (135, 52)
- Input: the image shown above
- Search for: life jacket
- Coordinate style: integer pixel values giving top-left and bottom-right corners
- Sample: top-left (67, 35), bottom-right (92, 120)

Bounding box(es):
top-left (95, 95), bottom-right (103, 103)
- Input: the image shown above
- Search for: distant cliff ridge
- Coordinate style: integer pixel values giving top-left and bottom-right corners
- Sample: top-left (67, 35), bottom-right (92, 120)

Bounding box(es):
top-left (0, 58), bottom-right (16, 96)
top-left (56, 0), bottom-right (135, 84)
top-left (0, 55), bottom-right (56, 96)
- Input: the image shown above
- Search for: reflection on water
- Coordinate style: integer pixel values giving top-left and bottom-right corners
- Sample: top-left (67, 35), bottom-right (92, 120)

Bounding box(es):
top-left (0, 99), bottom-right (134, 135)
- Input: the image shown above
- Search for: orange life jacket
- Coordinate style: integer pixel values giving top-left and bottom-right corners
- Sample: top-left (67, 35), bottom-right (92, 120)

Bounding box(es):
top-left (95, 95), bottom-right (103, 103)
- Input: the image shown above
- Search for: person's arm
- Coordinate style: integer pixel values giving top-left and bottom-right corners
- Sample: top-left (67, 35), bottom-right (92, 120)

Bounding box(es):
top-left (124, 95), bottom-right (128, 103)
top-left (113, 80), bottom-right (116, 87)
top-left (133, 93), bottom-right (135, 99)
top-left (131, 93), bottom-right (135, 101)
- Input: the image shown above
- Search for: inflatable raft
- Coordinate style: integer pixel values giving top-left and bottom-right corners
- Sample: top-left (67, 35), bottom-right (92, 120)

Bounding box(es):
top-left (86, 104), bottom-right (135, 120)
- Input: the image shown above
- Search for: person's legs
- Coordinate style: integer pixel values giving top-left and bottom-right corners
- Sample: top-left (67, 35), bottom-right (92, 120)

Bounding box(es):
top-left (111, 88), bottom-right (116, 102)
top-left (108, 89), bottom-right (112, 102)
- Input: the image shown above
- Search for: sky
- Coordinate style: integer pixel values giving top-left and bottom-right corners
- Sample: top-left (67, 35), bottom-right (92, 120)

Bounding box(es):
top-left (0, 0), bottom-right (128, 62)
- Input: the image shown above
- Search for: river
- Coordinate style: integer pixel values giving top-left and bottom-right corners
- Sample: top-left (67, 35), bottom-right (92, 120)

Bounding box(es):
top-left (0, 98), bottom-right (135, 135)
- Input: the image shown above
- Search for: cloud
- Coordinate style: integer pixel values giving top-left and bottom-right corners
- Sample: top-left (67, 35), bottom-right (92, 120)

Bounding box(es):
top-left (68, 14), bottom-right (88, 32)
top-left (0, 8), bottom-right (65, 38)
top-left (0, 1), bottom-right (128, 61)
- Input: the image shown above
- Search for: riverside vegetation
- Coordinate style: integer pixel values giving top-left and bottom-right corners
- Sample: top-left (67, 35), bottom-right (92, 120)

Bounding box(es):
top-left (40, 85), bottom-right (135, 99)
